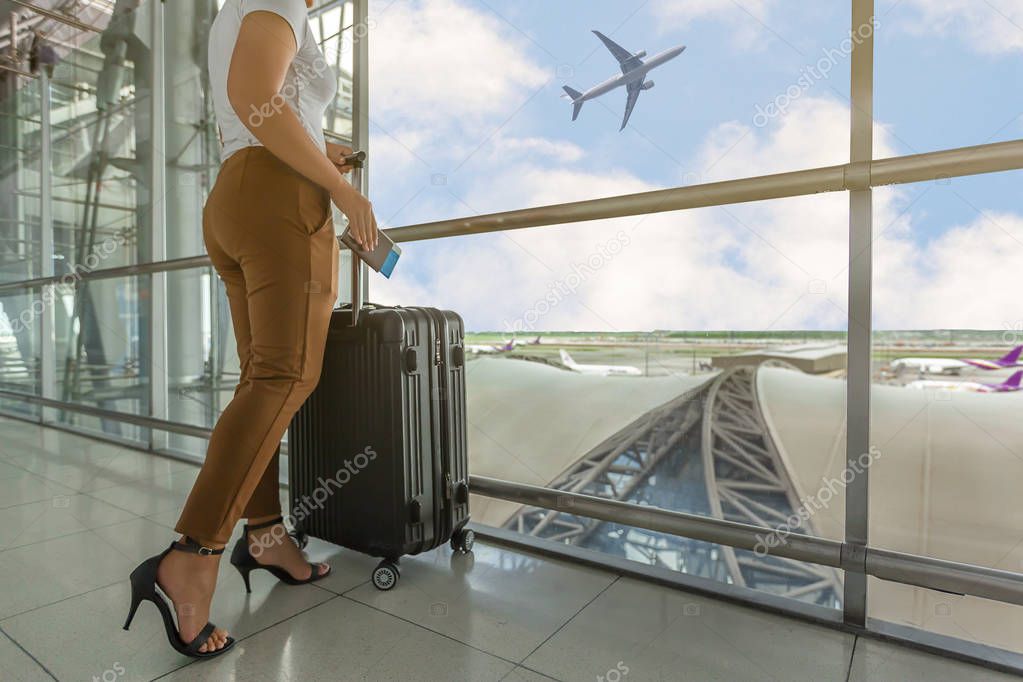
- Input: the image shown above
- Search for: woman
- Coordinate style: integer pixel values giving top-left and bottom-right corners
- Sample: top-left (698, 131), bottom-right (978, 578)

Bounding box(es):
top-left (122, 0), bottom-right (378, 658)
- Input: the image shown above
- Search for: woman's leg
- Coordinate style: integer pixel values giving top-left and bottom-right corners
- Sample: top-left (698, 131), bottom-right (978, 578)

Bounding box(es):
top-left (175, 217), bottom-right (338, 547)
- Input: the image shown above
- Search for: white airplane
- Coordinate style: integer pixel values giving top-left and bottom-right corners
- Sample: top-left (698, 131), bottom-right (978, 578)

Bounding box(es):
top-left (466, 336), bottom-right (542, 355)
top-left (890, 357), bottom-right (967, 376)
top-left (559, 348), bottom-right (642, 376)
top-left (562, 31), bottom-right (686, 131)
top-left (906, 371), bottom-right (1023, 393)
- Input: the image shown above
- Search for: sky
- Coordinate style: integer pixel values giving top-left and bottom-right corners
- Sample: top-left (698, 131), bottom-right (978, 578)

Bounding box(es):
top-left (363, 0), bottom-right (1023, 333)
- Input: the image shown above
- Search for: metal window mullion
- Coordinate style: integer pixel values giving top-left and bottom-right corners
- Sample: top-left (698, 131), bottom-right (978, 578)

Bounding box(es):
top-left (845, 0), bottom-right (875, 627)
top-left (38, 70), bottom-right (56, 424)
top-left (349, 0), bottom-right (369, 307)
top-left (149, 0), bottom-right (168, 450)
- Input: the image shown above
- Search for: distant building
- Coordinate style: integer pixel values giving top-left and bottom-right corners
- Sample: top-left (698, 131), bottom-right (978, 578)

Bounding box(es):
top-left (711, 343), bottom-right (847, 374)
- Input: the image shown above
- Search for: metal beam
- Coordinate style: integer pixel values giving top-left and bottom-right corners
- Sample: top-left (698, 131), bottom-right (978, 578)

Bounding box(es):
top-left (470, 475), bottom-right (1023, 608)
top-left (845, 0), bottom-right (875, 628)
top-left (385, 139), bottom-right (1023, 243)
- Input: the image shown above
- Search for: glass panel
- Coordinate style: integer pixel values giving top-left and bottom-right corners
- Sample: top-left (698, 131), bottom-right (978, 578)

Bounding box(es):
top-left (50, 1), bottom-right (153, 270)
top-left (869, 579), bottom-right (1023, 657)
top-left (165, 1), bottom-right (221, 260)
top-left (869, 173), bottom-right (1023, 653)
top-left (875, 0), bottom-right (1023, 157)
top-left (375, 193), bottom-right (850, 608)
top-left (368, 0), bottom-right (851, 225)
top-left (0, 78), bottom-right (43, 283)
top-left (0, 288), bottom-right (41, 417)
top-left (54, 274), bottom-right (148, 441)
top-left (165, 266), bottom-right (237, 456)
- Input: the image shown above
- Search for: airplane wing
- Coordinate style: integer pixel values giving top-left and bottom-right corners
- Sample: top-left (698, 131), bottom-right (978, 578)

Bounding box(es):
top-left (592, 30), bottom-right (643, 73)
top-left (620, 82), bottom-right (642, 130)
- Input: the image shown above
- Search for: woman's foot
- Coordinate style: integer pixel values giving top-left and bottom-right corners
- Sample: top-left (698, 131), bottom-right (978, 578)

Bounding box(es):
top-left (246, 517), bottom-right (329, 581)
top-left (156, 540), bottom-right (230, 654)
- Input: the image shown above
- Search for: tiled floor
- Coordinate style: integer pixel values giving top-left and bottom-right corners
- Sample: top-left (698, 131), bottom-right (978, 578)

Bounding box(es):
top-left (0, 417), bottom-right (1019, 681)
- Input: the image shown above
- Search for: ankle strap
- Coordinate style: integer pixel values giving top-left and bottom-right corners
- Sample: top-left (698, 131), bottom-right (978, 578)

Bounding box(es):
top-left (173, 536), bottom-right (225, 556)
top-left (246, 516), bottom-right (284, 532)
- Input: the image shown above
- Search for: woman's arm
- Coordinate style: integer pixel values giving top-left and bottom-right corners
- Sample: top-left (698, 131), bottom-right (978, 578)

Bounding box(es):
top-left (227, 10), bottom-right (378, 250)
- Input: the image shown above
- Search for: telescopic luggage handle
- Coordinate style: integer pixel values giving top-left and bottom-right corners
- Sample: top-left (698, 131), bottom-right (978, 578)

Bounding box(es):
top-left (340, 154), bottom-right (367, 327)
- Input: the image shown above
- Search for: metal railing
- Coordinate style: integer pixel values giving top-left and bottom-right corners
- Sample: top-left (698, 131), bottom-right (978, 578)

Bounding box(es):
top-left (1, 137), bottom-right (1021, 295)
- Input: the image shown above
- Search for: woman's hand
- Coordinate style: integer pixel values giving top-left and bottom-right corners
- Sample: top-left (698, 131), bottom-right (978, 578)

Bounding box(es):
top-left (331, 182), bottom-right (379, 251)
top-left (326, 142), bottom-right (356, 174)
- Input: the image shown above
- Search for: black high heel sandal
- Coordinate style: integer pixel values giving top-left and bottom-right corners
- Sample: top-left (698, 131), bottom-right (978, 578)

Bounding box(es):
top-left (123, 537), bottom-right (236, 659)
top-left (230, 516), bottom-right (331, 593)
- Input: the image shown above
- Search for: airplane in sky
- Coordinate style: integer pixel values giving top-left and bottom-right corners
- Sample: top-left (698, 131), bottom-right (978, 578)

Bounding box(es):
top-left (562, 31), bottom-right (686, 131)
top-left (906, 370), bottom-right (1023, 393)
top-left (961, 345), bottom-right (1023, 370)
top-left (559, 348), bottom-right (642, 376)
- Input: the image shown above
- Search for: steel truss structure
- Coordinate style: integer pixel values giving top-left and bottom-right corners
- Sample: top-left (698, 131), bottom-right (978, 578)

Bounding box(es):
top-left (702, 364), bottom-right (842, 606)
top-left (505, 362), bottom-right (841, 605)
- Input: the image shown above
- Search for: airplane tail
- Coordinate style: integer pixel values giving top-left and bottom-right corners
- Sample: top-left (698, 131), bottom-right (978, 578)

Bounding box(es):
top-left (559, 349), bottom-right (575, 366)
top-left (562, 86), bottom-right (584, 121)
top-left (999, 345), bottom-right (1023, 366)
top-left (1004, 370), bottom-right (1023, 389)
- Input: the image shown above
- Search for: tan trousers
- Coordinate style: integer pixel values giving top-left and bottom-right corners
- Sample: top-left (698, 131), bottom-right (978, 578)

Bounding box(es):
top-left (175, 146), bottom-right (339, 546)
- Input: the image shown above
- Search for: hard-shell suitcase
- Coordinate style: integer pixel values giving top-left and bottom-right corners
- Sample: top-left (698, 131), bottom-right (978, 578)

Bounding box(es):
top-left (287, 303), bottom-right (473, 590)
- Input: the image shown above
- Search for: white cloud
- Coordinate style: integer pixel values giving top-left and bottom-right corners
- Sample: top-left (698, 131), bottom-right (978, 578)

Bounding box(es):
top-left (895, 0), bottom-right (1023, 55)
top-left (370, 0), bottom-right (549, 128)
top-left (366, 1), bottom-right (1023, 333)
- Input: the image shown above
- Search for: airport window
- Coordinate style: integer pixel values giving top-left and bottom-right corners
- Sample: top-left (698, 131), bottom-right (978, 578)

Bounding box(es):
top-left (0, 0), bottom-right (1021, 673)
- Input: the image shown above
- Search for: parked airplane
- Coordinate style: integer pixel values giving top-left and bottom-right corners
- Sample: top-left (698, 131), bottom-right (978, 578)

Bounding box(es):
top-left (562, 31), bottom-right (686, 131)
top-left (907, 371), bottom-right (1023, 393)
top-left (559, 348), bottom-right (642, 376)
top-left (962, 345), bottom-right (1023, 370)
top-left (467, 339), bottom-right (517, 354)
top-left (890, 356), bottom-right (967, 376)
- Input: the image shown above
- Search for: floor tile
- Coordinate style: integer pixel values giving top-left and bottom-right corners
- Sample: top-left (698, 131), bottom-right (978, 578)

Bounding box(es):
top-left (2, 547), bottom-right (335, 681)
top-left (0, 529), bottom-right (136, 619)
top-left (524, 577), bottom-right (855, 682)
top-left (848, 637), bottom-right (1023, 682)
top-left (7, 445), bottom-right (195, 494)
top-left (159, 597), bottom-right (515, 682)
top-left (87, 468), bottom-right (199, 517)
top-left (503, 666), bottom-right (561, 681)
top-left (0, 628), bottom-right (53, 681)
top-left (0, 494), bottom-right (136, 550)
top-left (345, 542), bottom-right (617, 662)
top-left (0, 469), bottom-right (75, 510)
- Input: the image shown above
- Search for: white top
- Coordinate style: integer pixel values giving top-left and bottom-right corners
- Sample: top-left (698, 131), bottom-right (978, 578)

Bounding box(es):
top-left (208, 0), bottom-right (337, 161)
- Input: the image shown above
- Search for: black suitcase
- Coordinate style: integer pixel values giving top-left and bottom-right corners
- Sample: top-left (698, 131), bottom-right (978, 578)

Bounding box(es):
top-left (287, 303), bottom-right (473, 590)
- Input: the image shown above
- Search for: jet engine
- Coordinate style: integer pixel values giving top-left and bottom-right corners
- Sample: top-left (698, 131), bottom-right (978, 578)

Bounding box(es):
top-left (641, 80), bottom-right (654, 90)
top-left (634, 50), bottom-right (647, 58)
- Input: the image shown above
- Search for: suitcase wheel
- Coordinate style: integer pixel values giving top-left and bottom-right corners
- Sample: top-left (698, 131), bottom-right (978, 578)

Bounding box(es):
top-left (450, 528), bottom-right (475, 554)
top-left (372, 560), bottom-right (400, 591)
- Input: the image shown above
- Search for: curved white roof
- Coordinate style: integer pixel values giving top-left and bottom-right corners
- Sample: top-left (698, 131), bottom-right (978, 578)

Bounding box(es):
top-left (757, 366), bottom-right (1023, 653)
top-left (466, 357), bottom-right (715, 525)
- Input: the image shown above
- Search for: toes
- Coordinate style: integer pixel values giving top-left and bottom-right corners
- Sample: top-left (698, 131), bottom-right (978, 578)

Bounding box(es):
top-left (317, 563), bottom-right (331, 576)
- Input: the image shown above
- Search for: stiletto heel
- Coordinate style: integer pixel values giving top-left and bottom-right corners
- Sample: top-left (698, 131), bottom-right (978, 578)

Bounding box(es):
top-left (123, 592), bottom-right (142, 630)
top-left (230, 516), bottom-right (330, 591)
top-left (123, 538), bottom-right (236, 659)
top-left (236, 564), bottom-right (253, 594)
